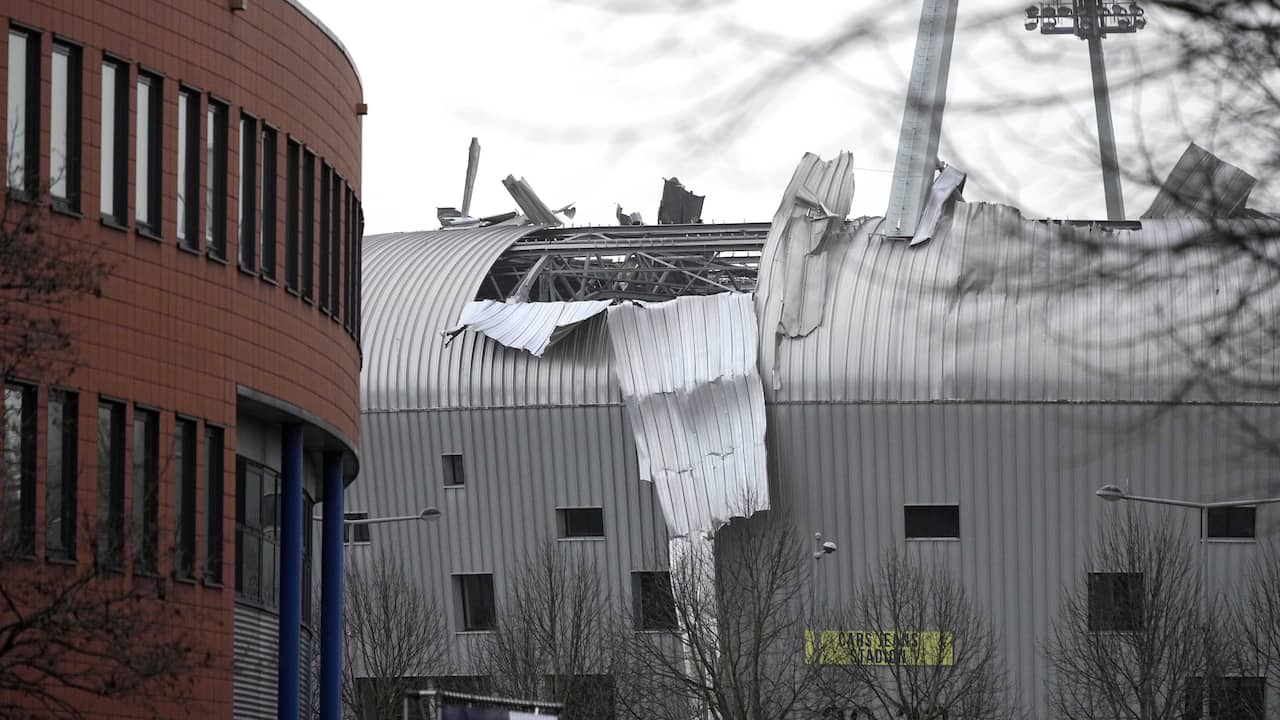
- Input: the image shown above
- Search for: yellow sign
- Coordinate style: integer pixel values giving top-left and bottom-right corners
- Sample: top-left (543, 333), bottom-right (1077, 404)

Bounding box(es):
top-left (804, 630), bottom-right (954, 666)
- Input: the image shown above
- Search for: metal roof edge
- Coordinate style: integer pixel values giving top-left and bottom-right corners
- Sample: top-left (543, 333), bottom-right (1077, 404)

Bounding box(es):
top-left (284, 0), bottom-right (363, 92)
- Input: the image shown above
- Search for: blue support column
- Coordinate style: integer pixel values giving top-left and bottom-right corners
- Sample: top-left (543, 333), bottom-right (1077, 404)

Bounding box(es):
top-left (278, 425), bottom-right (304, 720)
top-left (319, 452), bottom-right (345, 720)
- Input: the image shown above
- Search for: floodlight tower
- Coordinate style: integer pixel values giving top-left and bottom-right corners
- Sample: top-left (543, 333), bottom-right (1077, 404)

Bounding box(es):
top-left (1025, 2), bottom-right (1148, 220)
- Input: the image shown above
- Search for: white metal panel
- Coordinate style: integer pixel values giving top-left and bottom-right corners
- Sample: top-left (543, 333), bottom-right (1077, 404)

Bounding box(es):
top-left (450, 299), bottom-right (611, 357)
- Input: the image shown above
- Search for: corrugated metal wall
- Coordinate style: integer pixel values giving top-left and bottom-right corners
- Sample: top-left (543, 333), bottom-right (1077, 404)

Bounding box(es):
top-left (233, 605), bottom-right (316, 719)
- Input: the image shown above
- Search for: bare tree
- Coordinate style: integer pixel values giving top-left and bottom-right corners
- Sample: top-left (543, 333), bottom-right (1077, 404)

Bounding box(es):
top-left (613, 509), bottom-right (824, 720)
top-left (1044, 510), bottom-right (1251, 720)
top-left (1242, 541), bottom-right (1280, 715)
top-left (0, 534), bottom-right (213, 719)
top-left (478, 540), bottom-right (615, 720)
top-left (816, 551), bottom-right (1016, 720)
top-left (341, 549), bottom-right (451, 720)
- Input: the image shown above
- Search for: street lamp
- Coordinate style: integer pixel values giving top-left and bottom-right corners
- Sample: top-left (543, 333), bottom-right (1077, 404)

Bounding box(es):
top-left (1094, 484), bottom-right (1280, 612)
top-left (811, 532), bottom-right (838, 657)
top-left (314, 506), bottom-right (442, 526)
top-left (1024, 2), bottom-right (1149, 220)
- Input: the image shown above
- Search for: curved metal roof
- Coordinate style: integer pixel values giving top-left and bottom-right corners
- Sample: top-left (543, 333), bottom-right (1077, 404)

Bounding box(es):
top-left (362, 203), bottom-right (1280, 411)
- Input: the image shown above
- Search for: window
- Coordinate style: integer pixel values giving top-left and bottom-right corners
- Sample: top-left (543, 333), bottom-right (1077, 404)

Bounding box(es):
top-left (238, 115), bottom-right (257, 271)
top-left (633, 571), bottom-right (678, 631)
top-left (443, 453), bottom-right (465, 487)
top-left (177, 88), bottom-right (200, 250)
top-left (205, 425), bottom-right (224, 584)
top-left (904, 505), bottom-right (960, 539)
top-left (50, 42), bottom-right (81, 211)
top-left (319, 164), bottom-right (330, 310)
top-left (132, 407), bottom-right (158, 574)
top-left (559, 507), bottom-right (605, 539)
top-left (301, 150), bottom-right (315, 299)
top-left (330, 171), bottom-right (341, 319)
top-left (7, 27), bottom-right (39, 195)
top-left (1186, 677), bottom-right (1267, 720)
top-left (236, 457), bottom-right (282, 608)
top-left (3, 382), bottom-right (36, 556)
top-left (1207, 507), bottom-right (1255, 540)
top-left (285, 139), bottom-right (300, 290)
top-left (455, 573), bottom-right (496, 631)
top-left (46, 390), bottom-right (78, 561)
top-left (260, 126), bottom-right (277, 280)
top-left (99, 57), bottom-right (128, 223)
top-left (205, 98), bottom-right (228, 258)
top-left (95, 400), bottom-right (125, 570)
top-left (1088, 572), bottom-right (1143, 632)
top-left (174, 417), bottom-right (197, 580)
top-left (343, 512), bottom-right (371, 544)
top-left (344, 186), bottom-right (355, 333)
top-left (134, 71), bottom-right (161, 234)
top-left (356, 203), bottom-right (365, 340)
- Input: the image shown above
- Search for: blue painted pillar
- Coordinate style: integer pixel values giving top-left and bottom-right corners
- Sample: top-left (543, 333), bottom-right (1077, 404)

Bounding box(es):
top-left (278, 424), bottom-right (304, 720)
top-left (319, 451), bottom-right (345, 720)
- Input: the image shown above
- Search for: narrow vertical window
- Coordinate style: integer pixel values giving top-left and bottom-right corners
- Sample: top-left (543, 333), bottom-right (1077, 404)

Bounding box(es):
top-left (135, 72), bottom-right (161, 234)
top-left (204, 425), bottom-right (224, 584)
top-left (302, 150), bottom-right (315, 300)
top-left (284, 139), bottom-right (300, 290)
top-left (99, 58), bottom-right (128, 224)
top-left (356, 203), bottom-right (365, 340)
top-left (205, 99), bottom-right (228, 258)
top-left (174, 417), bottom-right (197, 580)
top-left (95, 400), bottom-right (125, 570)
top-left (344, 187), bottom-right (354, 334)
top-left (50, 42), bottom-right (81, 211)
top-left (319, 164), bottom-right (330, 310)
top-left (3, 382), bottom-right (37, 556)
top-left (177, 88), bottom-right (201, 250)
top-left (238, 115), bottom-right (257, 271)
top-left (260, 126), bottom-right (277, 280)
top-left (132, 408), bottom-right (158, 574)
top-left (7, 27), bottom-right (39, 195)
top-left (330, 171), bottom-right (342, 319)
top-left (46, 390), bottom-right (78, 561)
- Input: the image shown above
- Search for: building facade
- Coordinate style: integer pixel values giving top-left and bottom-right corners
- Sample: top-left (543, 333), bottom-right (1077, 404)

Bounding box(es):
top-left (357, 198), bottom-right (1280, 717)
top-left (0, 2), bottom-right (362, 718)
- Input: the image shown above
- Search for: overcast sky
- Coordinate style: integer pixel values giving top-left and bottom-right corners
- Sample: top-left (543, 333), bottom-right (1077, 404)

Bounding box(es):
top-left (302, 0), bottom-right (1264, 234)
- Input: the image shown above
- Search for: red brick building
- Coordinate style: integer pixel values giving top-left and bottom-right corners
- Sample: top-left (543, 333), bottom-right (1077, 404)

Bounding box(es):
top-left (0, 1), bottom-right (362, 717)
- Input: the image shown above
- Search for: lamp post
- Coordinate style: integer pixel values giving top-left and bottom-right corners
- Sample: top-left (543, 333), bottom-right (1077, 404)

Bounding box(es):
top-left (340, 507), bottom-right (443, 527)
top-left (1024, 2), bottom-right (1149, 220)
top-left (811, 532), bottom-right (837, 660)
top-left (1094, 484), bottom-right (1280, 613)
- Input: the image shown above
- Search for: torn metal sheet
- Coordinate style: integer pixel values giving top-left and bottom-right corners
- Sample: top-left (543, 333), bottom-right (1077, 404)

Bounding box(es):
top-left (1142, 143), bottom-right (1256, 218)
top-left (909, 164), bottom-right (966, 246)
top-left (658, 177), bottom-right (705, 224)
top-left (450, 299), bottom-right (611, 357)
top-left (502, 175), bottom-right (562, 227)
top-left (607, 293), bottom-right (768, 538)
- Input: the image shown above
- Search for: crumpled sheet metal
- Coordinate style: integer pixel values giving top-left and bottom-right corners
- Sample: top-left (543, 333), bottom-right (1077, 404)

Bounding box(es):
top-left (606, 293), bottom-right (769, 538)
top-left (1142, 143), bottom-right (1256, 219)
top-left (909, 164), bottom-right (966, 246)
top-left (450, 299), bottom-right (612, 357)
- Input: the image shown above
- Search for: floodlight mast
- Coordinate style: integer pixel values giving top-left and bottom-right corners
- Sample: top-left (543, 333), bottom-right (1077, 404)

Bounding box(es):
top-left (1025, 2), bottom-right (1149, 221)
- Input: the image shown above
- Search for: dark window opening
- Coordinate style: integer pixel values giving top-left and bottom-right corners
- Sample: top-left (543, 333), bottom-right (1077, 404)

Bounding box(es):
top-left (904, 505), bottom-right (960, 539)
top-left (236, 457), bottom-right (282, 608)
top-left (1088, 572), bottom-right (1144, 632)
top-left (174, 417), bottom-right (197, 580)
top-left (1207, 507), bottom-right (1255, 540)
top-left (559, 507), bottom-right (605, 538)
top-left (46, 390), bottom-right (78, 561)
top-left (330, 171), bottom-right (342, 319)
top-left (132, 408), bottom-right (158, 574)
top-left (204, 426), bottom-right (224, 584)
top-left (95, 400), bottom-right (125, 570)
top-left (634, 571), bottom-right (678, 631)
top-left (285, 139), bottom-right (300, 290)
top-left (1185, 676), bottom-right (1266, 720)
top-left (319, 163), bottom-right (330, 311)
top-left (238, 115), bottom-right (258, 271)
top-left (456, 573), bottom-right (496, 631)
top-left (177, 88), bottom-right (200, 250)
top-left (7, 26), bottom-right (40, 196)
top-left (344, 185), bottom-right (355, 334)
top-left (135, 71), bottom-right (162, 233)
top-left (205, 98), bottom-right (228, 259)
top-left (261, 126), bottom-right (277, 280)
top-left (50, 42), bottom-right (82, 212)
top-left (99, 58), bottom-right (128, 224)
top-left (3, 382), bottom-right (37, 556)
top-left (302, 150), bottom-right (315, 300)
top-left (343, 512), bottom-right (371, 544)
top-left (443, 453), bottom-right (465, 487)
